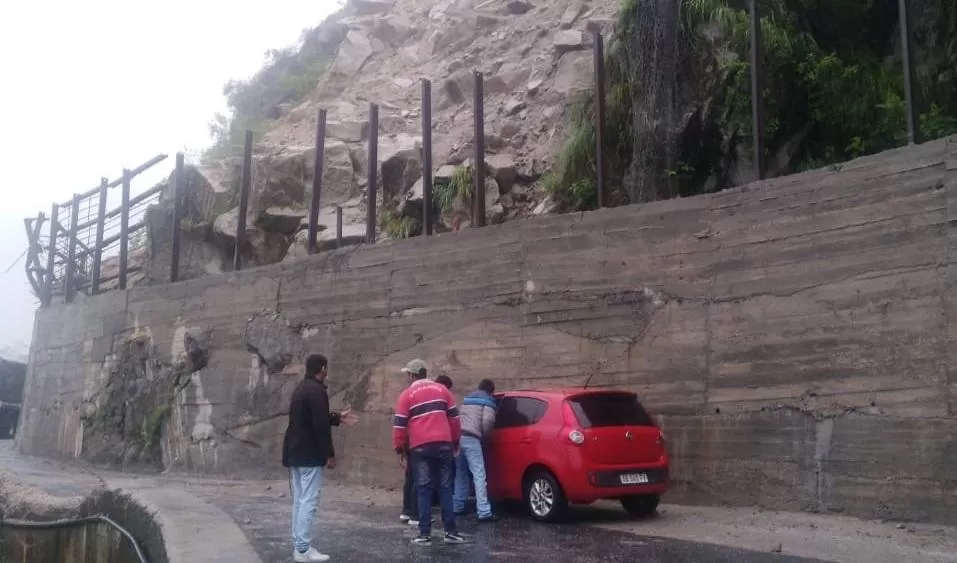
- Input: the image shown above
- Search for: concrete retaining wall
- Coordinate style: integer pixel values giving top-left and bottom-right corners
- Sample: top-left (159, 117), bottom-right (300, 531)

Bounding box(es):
top-left (17, 137), bottom-right (957, 524)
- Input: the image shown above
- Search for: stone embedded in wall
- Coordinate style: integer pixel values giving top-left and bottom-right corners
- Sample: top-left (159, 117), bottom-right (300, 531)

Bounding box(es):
top-left (244, 310), bottom-right (306, 374)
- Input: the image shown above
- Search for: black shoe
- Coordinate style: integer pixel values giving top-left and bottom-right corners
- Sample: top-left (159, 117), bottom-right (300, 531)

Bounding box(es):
top-left (444, 532), bottom-right (466, 544)
top-left (476, 514), bottom-right (499, 523)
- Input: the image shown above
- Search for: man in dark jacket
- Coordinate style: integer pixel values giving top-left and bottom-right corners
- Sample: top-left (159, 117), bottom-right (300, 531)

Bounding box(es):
top-left (282, 354), bottom-right (357, 563)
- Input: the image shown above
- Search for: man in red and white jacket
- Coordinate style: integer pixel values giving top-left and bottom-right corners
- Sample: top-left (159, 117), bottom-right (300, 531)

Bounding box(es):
top-left (392, 359), bottom-right (465, 546)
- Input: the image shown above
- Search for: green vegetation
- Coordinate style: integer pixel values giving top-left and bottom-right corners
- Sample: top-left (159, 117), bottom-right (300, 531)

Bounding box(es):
top-left (379, 207), bottom-right (420, 240)
top-left (203, 37), bottom-right (336, 163)
top-left (141, 404), bottom-right (171, 450)
top-left (433, 165), bottom-right (473, 214)
top-left (545, 0), bottom-right (957, 210)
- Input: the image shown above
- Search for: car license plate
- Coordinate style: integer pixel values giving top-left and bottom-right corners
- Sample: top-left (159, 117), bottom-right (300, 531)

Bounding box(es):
top-left (620, 473), bottom-right (649, 485)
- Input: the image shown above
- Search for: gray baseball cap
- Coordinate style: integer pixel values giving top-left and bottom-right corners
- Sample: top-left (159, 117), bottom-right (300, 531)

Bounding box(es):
top-left (401, 359), bottom-right (427, 374)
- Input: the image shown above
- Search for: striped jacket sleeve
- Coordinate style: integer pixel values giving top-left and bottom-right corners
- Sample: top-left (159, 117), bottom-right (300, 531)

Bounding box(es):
top-left (445, 388), bottom-right (462, 446)
top-left (392, 389), bottom-right (410, 452)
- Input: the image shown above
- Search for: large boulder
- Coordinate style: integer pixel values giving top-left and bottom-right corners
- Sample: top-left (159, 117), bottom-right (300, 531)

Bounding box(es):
top-left (331, 30), bottom-right (374, 76)
top-left (378, 134), bottom-right (422, 202)
top-left (553, 51), bottom-right (592, 95)
top-left (485, 153), bottom-right (518, 193)
top-left (166, 164), bottom-right (236, 224)
top-left (257, 206), bottom-right (308, 235)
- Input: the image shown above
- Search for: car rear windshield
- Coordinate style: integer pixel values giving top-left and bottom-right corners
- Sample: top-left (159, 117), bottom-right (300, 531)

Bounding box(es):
top-left (568, 393), bottom-right (654, 428)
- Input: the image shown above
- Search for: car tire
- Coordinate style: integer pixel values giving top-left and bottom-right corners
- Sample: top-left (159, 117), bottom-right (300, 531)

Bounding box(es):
top-left (523, 470), bottom-right (567, 523)
top-left (620, 494), bottom-right (660, 518)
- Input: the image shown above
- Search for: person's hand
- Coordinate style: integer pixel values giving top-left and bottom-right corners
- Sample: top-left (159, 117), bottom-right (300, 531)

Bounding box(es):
top-left (398, 453), bottom-right (407, 470)
top-left (339, 408), bottom-right (359, 426)
top-left (327, 457), bottom-right (337, 470)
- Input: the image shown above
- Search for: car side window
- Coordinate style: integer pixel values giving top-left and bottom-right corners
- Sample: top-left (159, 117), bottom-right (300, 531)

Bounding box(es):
top-left (495, 397), bottom-right (547, 429)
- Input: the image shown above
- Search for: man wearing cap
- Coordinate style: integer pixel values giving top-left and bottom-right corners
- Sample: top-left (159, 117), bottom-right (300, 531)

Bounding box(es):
top-left (393, 359), bottom-right (465, 546)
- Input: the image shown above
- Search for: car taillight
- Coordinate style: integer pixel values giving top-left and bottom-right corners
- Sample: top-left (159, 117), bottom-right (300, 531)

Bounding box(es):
top-left (562, 400), bottom-right (585, 445)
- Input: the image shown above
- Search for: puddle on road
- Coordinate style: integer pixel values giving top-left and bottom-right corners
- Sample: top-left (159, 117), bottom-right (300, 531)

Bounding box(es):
top-left (1, 520), bottom-right (142, 563)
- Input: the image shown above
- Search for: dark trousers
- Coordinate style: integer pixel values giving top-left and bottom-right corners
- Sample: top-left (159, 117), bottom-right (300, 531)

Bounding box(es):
top-left (402, 458), bottom-right (418, 519)
top-left (411, 443), bottom-right (456, 537)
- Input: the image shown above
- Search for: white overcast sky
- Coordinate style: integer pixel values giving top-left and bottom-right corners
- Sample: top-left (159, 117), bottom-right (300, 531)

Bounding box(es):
top-left (0, 0), bottom-right (340, 359)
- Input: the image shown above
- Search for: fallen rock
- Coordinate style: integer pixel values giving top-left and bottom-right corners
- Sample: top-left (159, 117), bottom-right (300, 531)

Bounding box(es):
top-left (531, 195), bottom-right (558, 216)
top-left (435, 164), bottom-right (458, 184)
top-left (485, 153), bottom-right (518, 193)
top-left (379, 134), bottom-right (422, 201)
top-left (331, 30), bottom-right (374, 76)
top-left (439, 70), bottom-right (473, 109)
top-left (559, 3), bottom-right (585, 29)
top-left (553, 51), bottom-right (592, 94)
top-left (258, 206), bottom-right (307, 235)
top-left (326, 120), bottom-right (365, 143)
top-left (505, 0), bottom-right (532, 15)
top-left (553, 30), bottom-right (585, 54)
top-left (351, 0), bottom-right (394, 15)
top-left (526, 78), bottom-right (544, 95)
top-left (504, 99), bottom-right (526, 115)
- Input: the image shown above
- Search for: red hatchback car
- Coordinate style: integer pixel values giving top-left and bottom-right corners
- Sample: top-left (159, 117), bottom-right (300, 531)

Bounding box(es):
top-left (485, 388), bottom-right (669, 522)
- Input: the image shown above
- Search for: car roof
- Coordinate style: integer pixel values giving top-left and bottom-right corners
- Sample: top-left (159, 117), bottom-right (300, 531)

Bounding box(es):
top-left (495, 387), bottom-right (637, 399)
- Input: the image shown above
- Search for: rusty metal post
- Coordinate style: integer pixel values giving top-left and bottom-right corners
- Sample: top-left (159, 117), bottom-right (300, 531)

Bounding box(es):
top-left (898, 0), bottom-right (920, 145)
top-left (336, 205), bottom-right (343, 248)
top-left (170, 153), bottom-right (184, 282)
top-left (118, 169), bottom-right (131, 290)
top-left (472, 71), bottom-right (486, 227)
top-left (309, 109), bottom-right (327, 254)
top-left (366, 103), bottom-right (379, 244)
top-left (43, 203), bottom-right (59, 305)
top-left (234, 130), bottom-right (253, 270)
top-left (749, 0), bottom-right (766, 180)
top-left (421, 79), bottom-right (434, 235)
top-left (593, 31), bottom-right (608, 208)
top-left (63, 195), bottom-right (80, 303)
top-left (90, 178), bottom-right (108, 294)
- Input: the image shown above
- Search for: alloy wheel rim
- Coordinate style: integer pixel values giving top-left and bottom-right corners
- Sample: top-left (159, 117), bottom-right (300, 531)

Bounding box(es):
top-left (529, 478), bottom-right (554, 517)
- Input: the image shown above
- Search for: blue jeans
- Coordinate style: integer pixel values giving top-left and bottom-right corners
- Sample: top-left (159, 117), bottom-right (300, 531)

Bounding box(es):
top-left (411, 443), bottom-right (457, 536)
top-left (453, 435), bottom-right (492, 517)
top-left (290, 466), bottom-right (323, 553)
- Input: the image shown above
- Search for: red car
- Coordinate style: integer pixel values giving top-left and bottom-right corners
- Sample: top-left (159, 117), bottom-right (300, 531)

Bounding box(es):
top-left (486, 388), bottom-right (669, 522)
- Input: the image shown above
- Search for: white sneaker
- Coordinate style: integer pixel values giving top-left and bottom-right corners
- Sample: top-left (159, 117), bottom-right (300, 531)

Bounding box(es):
top-left (399, 514), bottom-right (411, 522)
top-left (293, 546), bottom-right (330, 562)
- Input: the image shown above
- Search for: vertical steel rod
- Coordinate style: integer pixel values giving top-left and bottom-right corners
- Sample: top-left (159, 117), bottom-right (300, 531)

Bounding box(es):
top-left (593, 31), bottom-right (608, 208)
top-left (234, 130), bottom-right (253, 270)
top-left (43, 203), bottom-right (58, 305)
top-left (118, 169), bottom-right (131, 290)
top-left (421, 79), bottom-right (434, 235)
top-left (309, 109), bottom-right (328, 254)
top-left (64, 195), bottom-right (80, 303)
top-left (367, 103), bottom-right (379, 244)
top-left (749, 0), bottom-right (766, 180)
top-left (336, 205), bottom-right (343, 248)
top-left (91, 178), bottom-right (108, 295)
top-left (898, 0), bottom-right (920, 145)
top-left (170, 153), bottom-right (184, 282)
top-left (472, 71), bottom-right (486, 227)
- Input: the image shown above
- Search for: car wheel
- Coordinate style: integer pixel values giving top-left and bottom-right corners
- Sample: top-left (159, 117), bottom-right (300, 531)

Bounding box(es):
top-left (620, 494), bottom-right (660, 518)
top-left (524, 470), bottom-right (567, 523)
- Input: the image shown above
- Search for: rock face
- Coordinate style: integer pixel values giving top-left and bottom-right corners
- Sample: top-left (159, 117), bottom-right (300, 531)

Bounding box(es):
top-left (137, 0), bottom-right (622, 284)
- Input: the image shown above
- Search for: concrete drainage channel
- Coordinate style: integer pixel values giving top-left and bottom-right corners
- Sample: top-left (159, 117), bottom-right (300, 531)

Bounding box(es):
top-left (1, 514), bottom-right (148, 562)
top-left (0, 488), bottom-right (168, 563)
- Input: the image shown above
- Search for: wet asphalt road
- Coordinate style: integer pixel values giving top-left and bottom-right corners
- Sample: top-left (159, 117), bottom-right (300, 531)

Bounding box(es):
top-left (196, 484), bottom-right (827, 563)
